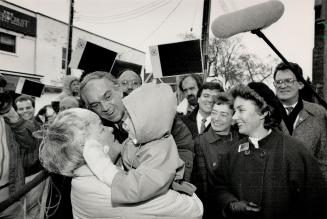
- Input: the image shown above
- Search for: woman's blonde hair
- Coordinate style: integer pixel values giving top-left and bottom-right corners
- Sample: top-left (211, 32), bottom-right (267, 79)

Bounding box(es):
top-left (38, 108), bottom-right (98, 176)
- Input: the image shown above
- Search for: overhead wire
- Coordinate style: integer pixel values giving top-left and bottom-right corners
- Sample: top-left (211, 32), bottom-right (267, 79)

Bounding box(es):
top-left (118, 0), bottom-right (184, 56)
top-left (75, 0), bottom-right (186, 59)
top-left (77, 1), bottom-right (171, 24)
top-left (218, 0), bottom-right (229, 13)
top-left (76, 0), bottom-right (175, 24)
top-left (77, 1), bottom-right (172, 23)
top-left (128, 0), bottom-right (184, 51)
top-left (77, 0), bottom-right (163, 19)
top-left (189, 0), bottom-right (200, 32)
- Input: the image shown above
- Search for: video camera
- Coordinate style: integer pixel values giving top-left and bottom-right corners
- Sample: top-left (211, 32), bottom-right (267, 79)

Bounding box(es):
top-left (0, 74), bottom-right (12, 115)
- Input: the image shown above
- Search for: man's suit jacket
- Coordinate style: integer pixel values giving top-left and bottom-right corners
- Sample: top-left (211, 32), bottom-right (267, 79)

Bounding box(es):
top-left (180, 107), bottom-right (210, 138)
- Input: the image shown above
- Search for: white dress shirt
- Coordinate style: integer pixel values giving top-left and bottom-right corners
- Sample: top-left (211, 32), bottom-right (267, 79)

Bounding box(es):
top-left (196, 113), bottom-right (211, 134)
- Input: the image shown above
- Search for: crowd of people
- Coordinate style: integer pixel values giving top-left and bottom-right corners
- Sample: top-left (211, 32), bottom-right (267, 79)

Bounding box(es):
top-left (0, 62), bottom-right (327, 219)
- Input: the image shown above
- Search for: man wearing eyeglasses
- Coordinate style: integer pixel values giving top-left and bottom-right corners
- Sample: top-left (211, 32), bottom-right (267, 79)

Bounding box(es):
top-left (80, 71), bottom-right (195, 181)
top-left (273, 62), bottom-right (327, 181)
top-left (117, 70), bottom-right (142, 96)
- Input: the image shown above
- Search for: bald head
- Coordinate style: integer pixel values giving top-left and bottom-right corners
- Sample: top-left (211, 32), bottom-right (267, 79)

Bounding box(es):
top-left (59, 96), bottom-right (79, 112)
top-left (118, 70), bottom-right (142, 95)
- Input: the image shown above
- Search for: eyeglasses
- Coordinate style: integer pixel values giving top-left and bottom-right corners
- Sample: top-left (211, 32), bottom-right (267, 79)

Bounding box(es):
top-left (273, 78), bottom-right (297, 87)
top-left (88, 91), bottom-right (112, 112)
top-left (120, 80), bottom-right (141, 88)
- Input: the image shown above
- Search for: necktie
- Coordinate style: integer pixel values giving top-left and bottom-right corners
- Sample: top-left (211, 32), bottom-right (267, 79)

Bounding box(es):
top-left (200, 118), bottom-right (207, 134)
top-left (285, 106), bottom-right (294, 115)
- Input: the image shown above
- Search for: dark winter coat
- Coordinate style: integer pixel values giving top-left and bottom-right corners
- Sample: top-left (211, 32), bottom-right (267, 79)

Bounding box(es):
top-left (212, 129), bottom-right (327, 219)
top-left (180, 107), bottom-right (210, 138)
top-left (192, 127), bottom-right (240, 219)
top-left (8, 117), bottom-right (41, 194)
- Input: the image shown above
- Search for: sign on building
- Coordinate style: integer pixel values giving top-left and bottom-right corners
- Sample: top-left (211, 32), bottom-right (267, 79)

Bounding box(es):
top-left (0, 5), bottom-right (36, 36)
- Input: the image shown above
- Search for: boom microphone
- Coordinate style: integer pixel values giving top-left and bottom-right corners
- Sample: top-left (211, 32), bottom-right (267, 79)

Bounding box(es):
top-left (211, 1), bottom-right (284, 38)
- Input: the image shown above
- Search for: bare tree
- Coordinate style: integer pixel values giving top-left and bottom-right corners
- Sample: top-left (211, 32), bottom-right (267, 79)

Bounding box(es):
top-left (178, 33), bottom-right (279, 89)
top-left (239, 53), bottom-right (277, 83)
top-left (207, 38), bottom-right (280, 89)
top-left (178, 32), bottom-right (197, 41)
top-left (208, 37), bottom-right (245, 89)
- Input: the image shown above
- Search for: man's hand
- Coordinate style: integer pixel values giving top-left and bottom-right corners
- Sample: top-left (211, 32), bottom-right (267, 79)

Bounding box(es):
top-left (2, 107), bottom-right (20, 123)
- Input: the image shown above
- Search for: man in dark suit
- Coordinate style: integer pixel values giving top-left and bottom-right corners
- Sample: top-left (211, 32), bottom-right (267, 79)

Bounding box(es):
top-left (181, 82), bottom-right (224, 138)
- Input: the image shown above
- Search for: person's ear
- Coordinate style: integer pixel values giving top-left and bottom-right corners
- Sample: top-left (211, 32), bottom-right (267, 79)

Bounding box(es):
top-left (260, 111), bottom-right (268, 120)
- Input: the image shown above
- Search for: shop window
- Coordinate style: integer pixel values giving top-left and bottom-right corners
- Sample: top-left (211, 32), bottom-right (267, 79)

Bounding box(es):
top-left (0, 32), bottom-right (16, 53)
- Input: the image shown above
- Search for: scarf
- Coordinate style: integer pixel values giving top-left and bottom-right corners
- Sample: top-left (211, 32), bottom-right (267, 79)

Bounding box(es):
top-left (282, 98), bottom-right (303, 135)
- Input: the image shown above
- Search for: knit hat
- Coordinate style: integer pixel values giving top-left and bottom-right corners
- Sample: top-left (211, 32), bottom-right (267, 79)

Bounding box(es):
top-left (247, 82), bottom-right (283, 126)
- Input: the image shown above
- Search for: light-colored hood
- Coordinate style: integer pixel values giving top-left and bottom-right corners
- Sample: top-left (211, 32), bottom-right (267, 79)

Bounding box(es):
top-left (122, 83), bottom-right (177, 144)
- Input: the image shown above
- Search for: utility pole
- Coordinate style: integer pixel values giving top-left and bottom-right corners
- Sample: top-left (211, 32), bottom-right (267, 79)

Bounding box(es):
top-left (201, 0), bottom-right (211, 82)
top-left (66, 0), bottom-right (74, 75)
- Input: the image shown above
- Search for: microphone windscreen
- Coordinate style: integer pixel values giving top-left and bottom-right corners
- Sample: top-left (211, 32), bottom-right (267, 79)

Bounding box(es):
top-left (211, 1), bottom-right (284, 38)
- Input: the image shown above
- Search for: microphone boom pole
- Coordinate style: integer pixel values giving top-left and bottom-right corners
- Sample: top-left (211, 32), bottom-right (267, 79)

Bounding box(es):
top-left (251, 29), bottom-right (327, 110)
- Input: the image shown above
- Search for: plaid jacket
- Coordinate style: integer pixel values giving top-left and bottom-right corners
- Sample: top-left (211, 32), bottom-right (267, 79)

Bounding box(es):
top-left (191, 127), bottom-right (240, 218)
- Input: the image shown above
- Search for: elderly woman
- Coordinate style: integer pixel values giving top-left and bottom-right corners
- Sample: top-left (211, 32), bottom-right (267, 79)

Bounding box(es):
top-left (38, 108), bottom-right (202, 219)
top-left (212, 84), bottom-right (327, 219)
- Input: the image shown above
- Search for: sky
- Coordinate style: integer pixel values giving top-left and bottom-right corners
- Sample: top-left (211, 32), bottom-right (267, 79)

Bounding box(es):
top-left (5, 0), bottom-right (314, 79)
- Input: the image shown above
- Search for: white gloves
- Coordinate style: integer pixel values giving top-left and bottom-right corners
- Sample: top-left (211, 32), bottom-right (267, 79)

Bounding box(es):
top-left (83, 139), bottom-right (119, 186)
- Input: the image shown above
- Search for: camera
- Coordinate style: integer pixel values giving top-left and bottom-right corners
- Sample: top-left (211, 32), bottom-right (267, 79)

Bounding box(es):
top-left (0, 75), bottom-right (12, 115)
top-left (0, 91), bottom-right (13, 115)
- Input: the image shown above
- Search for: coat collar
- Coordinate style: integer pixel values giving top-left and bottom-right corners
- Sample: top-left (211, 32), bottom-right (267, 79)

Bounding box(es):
top-left (74, 165), bottom-right (94, 177)
top-left (204, 127), bottom-right (234, 144)
top-left (296, 108), bottom-right (309, 127)
top-left (255, 129), bottom-right (278, 150)
top-left (294, 100), bottom-right (312, 127)
top-left (280, 100), bottom-right (312, 133)
top-left (187, 106), bottom-right (199, 122)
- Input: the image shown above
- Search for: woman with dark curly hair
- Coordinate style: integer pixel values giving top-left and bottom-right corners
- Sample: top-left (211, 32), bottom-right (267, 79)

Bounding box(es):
top-left (212, 83), bottom-right (327, 219)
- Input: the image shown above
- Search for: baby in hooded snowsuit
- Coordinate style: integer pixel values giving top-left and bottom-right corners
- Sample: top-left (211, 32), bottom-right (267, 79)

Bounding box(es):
top-left (83, 83), bottom-right (202, 214)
